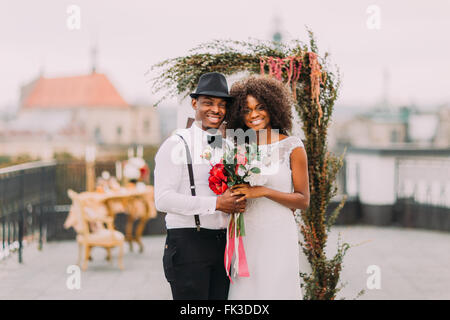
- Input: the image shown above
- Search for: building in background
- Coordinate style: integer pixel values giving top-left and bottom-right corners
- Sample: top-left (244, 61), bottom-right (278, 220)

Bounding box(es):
top-left (327, 102), bottom-right (450, 230)
top-left (156, 103), bottom-right (177, 140)
top-left (329, 104), bottom-right (450, 150)
top-left (0, 71), bottom-right (160, 160)
top-left (430, 105), bottom-right (450, 147)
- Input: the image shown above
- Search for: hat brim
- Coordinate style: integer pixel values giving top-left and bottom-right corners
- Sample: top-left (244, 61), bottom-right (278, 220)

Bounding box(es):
top-left (190, 91), bottom-right (233, 100)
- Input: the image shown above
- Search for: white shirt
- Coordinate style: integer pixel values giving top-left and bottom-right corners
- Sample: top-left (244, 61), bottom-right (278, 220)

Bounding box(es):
top-left (154, 121), bottom-right (229, 230)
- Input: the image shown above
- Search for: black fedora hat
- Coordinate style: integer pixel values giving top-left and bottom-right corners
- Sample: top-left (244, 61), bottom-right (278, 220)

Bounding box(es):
top-left (189, 72), bottom-right (233, 100)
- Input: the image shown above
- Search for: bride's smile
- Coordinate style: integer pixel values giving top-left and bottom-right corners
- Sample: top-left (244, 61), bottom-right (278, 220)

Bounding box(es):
top-left (242, 95), bottom-right (271, 131)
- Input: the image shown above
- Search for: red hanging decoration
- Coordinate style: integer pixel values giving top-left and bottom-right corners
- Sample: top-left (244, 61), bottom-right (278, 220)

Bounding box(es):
top-left (308, 52), bottom-right (324, 126)
top-left (260, 53), bottom-right (326, 115)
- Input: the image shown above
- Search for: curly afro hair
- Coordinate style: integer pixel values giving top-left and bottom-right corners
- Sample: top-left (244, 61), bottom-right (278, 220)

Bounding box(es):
top-left (225, 75), bottom-right (293, 135)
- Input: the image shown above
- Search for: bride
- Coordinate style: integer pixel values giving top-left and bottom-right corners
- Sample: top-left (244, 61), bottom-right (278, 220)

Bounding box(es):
top-left (225, 75), bottom-right (310, 300)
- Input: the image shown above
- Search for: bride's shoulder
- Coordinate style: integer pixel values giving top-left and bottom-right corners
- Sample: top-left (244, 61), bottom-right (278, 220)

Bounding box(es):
top-left (280, 136), bottom-right (305, 157)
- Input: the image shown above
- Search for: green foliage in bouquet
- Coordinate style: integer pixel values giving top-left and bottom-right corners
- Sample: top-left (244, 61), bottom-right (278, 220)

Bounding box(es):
top-left (150, 30), bottom-right (351, 300)
top-left (222, 143), bottom-right (261, 187)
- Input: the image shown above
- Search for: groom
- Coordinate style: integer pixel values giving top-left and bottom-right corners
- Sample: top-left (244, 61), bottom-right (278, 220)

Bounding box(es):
top-left (154, 72), bottom-right (246, 300)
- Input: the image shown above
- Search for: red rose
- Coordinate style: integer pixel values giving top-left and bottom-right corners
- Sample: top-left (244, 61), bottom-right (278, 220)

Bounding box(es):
top-left (208, 163), bottom-right (228, 195)
top-left (209, 164), bottom-right (227, 182)
top-left (209, 175), bottom-right (220, 185)
top-left (209, 177), bottom-right (228, 195)
top-left (209, 180), bottom-right (228, 195)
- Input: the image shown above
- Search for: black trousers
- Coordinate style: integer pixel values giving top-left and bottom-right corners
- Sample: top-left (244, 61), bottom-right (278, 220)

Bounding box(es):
top-left (163, 228), bottom-right (230, 300)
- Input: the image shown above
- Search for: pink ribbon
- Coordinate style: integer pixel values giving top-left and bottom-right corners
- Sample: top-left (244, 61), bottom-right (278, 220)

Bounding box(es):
top-left (237, 236), bottom-right (249, 277)
top-left (224, 214), bottom-right (250, 282)
top-left (224, 219), bottom-right (235, 283)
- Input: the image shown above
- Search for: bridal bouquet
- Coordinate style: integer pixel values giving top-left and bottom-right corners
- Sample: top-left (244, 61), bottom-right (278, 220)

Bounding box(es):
top-left (203, 142), bottom-right (266, 281)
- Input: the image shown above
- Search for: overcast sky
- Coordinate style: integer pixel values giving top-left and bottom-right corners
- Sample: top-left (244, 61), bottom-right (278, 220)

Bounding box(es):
top-left (1, 0), bottom-right (449, 111)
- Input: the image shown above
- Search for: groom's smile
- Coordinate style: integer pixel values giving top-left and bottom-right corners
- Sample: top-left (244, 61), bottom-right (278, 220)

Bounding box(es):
top-left (206, 113), bottom-right (222, 125)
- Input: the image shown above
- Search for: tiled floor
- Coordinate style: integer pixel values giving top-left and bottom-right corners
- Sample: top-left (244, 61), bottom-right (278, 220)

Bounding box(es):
top-left (1, 226), bottom-right (449, 300)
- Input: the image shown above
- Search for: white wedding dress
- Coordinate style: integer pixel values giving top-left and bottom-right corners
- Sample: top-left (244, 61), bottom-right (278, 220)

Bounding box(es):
top-left (227, 135), bottom-right (308, 300)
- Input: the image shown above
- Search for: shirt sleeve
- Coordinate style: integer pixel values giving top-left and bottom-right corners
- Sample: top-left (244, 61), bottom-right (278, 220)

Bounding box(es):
top-left (154, 134), bottom-right (218, 216)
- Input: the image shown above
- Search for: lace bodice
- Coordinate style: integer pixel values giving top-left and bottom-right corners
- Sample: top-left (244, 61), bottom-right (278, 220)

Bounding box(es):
top-left (244, 135), bottom-right (304, 212)
top-left (256, 135), bottom-right (304, 174)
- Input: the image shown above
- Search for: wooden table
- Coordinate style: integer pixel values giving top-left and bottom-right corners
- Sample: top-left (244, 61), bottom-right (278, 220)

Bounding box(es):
top-left (65, 185), bottom-right (157, 253)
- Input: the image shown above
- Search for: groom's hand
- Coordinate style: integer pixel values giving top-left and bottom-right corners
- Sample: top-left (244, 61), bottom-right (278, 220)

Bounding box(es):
top-left (216, 188), bottom-right (246, 214)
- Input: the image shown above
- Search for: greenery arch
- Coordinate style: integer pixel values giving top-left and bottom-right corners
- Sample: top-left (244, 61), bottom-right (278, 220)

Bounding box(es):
top-left (151, 31), bottom-right (352, 300)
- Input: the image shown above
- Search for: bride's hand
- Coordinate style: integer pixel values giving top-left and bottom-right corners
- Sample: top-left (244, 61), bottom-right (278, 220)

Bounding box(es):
top-left (230, 184), bottom-right (267, 202)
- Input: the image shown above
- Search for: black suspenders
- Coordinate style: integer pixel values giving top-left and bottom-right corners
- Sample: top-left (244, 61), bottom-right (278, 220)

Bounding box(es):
top-left (176, 134), bottom-right (201, 231)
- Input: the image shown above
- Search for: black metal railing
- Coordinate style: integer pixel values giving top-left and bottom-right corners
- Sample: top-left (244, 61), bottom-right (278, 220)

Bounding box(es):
top-left (46, 160), bottom-right (119, 241)
top-left (0, 158), bottom-right (167, 263)
top-left (0, 161), bottom-right (56, 263)
top-left (55, 160), bottom-right (117, 206)
top-left (1, 155), bottom-right (449, 264)
top-left (396, 158), bottom-right (450, 208)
